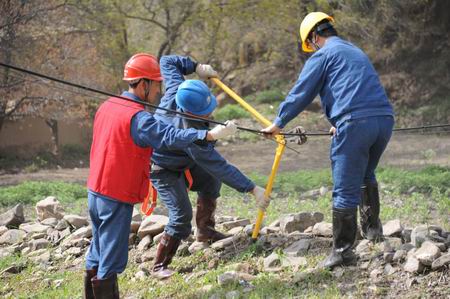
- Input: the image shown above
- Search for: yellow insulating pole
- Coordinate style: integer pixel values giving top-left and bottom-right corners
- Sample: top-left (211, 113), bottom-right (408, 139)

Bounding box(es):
top-left (210, 78), bottom-right (286, 240)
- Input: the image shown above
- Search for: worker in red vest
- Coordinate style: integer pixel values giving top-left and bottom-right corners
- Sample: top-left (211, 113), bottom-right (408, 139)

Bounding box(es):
top-left (84, 53), bottom-right (237, 299)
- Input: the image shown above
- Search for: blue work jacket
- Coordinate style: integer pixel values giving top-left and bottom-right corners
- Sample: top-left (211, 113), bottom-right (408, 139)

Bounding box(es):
top-left (274, 37), bottom-right (394, 128)
top-left (151, 55), bottom-right (255, 193)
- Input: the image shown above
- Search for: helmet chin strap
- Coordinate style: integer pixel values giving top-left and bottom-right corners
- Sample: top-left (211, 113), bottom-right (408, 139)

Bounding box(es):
top-left (311, 33), bottom-right (321, 51)
top-left (144, 79), bottom-right (151, 102)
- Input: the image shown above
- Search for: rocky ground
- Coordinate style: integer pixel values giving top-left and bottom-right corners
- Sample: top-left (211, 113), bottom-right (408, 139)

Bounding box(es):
top-left (0, 196), bottom-right (449, 298)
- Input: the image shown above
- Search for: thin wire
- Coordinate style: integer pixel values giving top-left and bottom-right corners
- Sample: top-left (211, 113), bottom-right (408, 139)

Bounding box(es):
top-left (1, 62), bottom-right (449, 138)
top-left (1, 68), bottom-right (302, 153)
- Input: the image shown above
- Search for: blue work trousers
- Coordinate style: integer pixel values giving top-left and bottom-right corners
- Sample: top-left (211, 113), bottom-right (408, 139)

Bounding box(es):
top-left (85, 191), bottom-right (133, 279)
top-left (331, 115), bottom-right (394, 209)
top-left (150, 164), bottom-right (221, 239)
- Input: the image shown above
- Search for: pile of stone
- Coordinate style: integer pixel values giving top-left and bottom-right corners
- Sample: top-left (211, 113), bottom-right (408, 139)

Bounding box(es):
top-left (355, 219), bottom-right (450, 275)
top-left (1, 197), bottom-right (449, 281)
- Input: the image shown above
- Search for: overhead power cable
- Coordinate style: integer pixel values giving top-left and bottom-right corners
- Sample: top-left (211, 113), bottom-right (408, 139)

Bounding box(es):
top-left (1, 62), bottom-right (449, 138)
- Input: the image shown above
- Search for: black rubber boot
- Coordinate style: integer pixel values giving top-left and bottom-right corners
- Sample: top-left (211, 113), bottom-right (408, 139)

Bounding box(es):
top-left (360, 182), bottom-right (384, 242)
top-left (83, 269), bottom-right (97, 299)
top-left (321, 207), bottom-right (358, 269)
top-left (91, 273), bottom-right (119, 299)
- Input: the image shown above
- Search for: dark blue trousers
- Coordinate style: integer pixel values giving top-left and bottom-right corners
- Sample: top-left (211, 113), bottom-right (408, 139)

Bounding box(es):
top-left (150, 164), bottom-right (221, 239)
top-left (85, 191), bottom-right (133, 279)
top-left (331, 115), bottom-right (394, 208)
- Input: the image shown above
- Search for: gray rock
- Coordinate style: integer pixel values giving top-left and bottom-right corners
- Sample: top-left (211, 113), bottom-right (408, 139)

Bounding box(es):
top-left (279, 212), bottom-right (324, 234)
top-left (211, 235), bottom-right (239, 250)
top-left (284, 239), bottom-right (311, 257)
top-left (263, 252), bottom-right (281, 271)
top-left (319, 186), bottom-right (329, 196)
top-left (281, 256), bottom-right (307, 269)
top-left (63, 215), bottom-right (88, 229)
top-left (35, 196), bottom-right (65, 221)
top-left (221, 219), bottom-right (250, 231)
top-left (383, 219), bottom-right (403, 237)
top-left (403, 256), bottom-right (424, 273)
top-left (434, 242), bottom-right (447, 252)
top-left (384, 252), bottom-right (394, 263)
top-left (177, 242), bottom-right (190, 256)
top-left (355, 239), bottom-right (371, 254)
top-left (268, 219), bottom-right (280, 228)
top-left (137, 235), bottom-right (152, 252)
top-left (228, 226), bottom-right (244, 235)
top-left (431, 253), bottom-right (450, 270)
top-left (135, 270), bottom-right (147, 280)
top-left (137, 215), bottom-right (169, 238)
top-left (308, 237), bottom-right (333, 250)
top-left (225, 291), bottom-right (240, 299)
top-left (392, 250), bottom-right (407, 263)
top-left (66, 247), bottom-right (82, 256)
top-left (29, 250), bottom-right (51, 264)
top-left (411, 225), bottom-right (430, 248)
top-left (41, 218), bottom-right (58, 227)
top-left (215, 215), bottom-right (234, 224)
top-left (217, 271), bottom-right (238, 286)
top-left (414, 241), bottom-right (441, 266)
top-left (19, 222), bottom-right (50, 234)
top-left (384, 264), bottom-right (397, 275)
top-left (153, 232), bottom-right (164, 244)
top-left (312, 222), bottom-right (332, 237)
top-left (379, 237), bottom-right (403, 252)
top-left (189, 241), bottom-right (209, 254)
top-left (0, 229), bottom-right (26, 245)
top-left (402, 229), bottom-right (412, 243)
top-left (0, 226), bottom-right (7, 236)
top-left (55, 219), bottom-right (70, 231)
top-left (30, 238), bottom-right (50, 251)
top-left (299, 189), bottom-right (321, 199)
top-left (72, 226), bottom-right (92, 239)
top-left (0, 204), bottom-right (25, 228)
top-left (400, 243), bottom-right (415, 252)
top-left (132, 208), bottom-right (142, 222)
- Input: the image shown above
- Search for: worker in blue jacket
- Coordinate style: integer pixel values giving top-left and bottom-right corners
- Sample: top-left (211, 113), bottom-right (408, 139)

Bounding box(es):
top-left (150, 55), bottom-right (269, 279)
top-left (262, 12), bottom-right (394, 269)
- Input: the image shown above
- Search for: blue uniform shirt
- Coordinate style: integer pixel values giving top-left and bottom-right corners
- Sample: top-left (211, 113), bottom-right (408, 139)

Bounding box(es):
top-left (151, 55), bottom-right (255, 193)
top-left (274, 37), bottom-right (394, 128)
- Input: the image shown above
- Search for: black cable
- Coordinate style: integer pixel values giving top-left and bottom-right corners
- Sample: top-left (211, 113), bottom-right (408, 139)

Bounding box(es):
top-left (1, 62), bottom-right (449, 138)
top-left (0, 66), bottom-right (302, 153)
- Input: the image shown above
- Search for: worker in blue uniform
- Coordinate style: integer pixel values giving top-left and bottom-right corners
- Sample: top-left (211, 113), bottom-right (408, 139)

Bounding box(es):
top-left (150, 55), bottom-right (269, 279)
top-left (262, 12), bottom-right (395, 269)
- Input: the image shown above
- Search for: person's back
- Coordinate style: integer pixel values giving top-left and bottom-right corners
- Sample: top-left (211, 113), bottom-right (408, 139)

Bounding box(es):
top-left (314, 36), bottom-right (393, 126)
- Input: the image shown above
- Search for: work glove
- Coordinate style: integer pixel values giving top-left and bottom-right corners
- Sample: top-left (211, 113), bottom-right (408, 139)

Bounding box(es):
top-left (196, 64), bottom-right (218, 80)
top-left (209, 120), bottom-right (237, 140)
top-left (285, 126), bottom-right (307, 145)
top-left (252, 186), bottom-right (270, 211)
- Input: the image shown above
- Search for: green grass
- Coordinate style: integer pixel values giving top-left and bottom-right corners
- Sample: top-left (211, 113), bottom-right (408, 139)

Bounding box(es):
top-left (0, 166), bottom-right (449, 298)
top-left (0, 181), bottom-right (86, 209)
top-left (214, 104), bottom-right (250, 121)
top-left (249, 88), bottom-right (285, 104)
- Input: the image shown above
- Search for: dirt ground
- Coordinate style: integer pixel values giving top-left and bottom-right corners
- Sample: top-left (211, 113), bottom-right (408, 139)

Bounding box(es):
top-left (0, 133), bottom-right (449, 186)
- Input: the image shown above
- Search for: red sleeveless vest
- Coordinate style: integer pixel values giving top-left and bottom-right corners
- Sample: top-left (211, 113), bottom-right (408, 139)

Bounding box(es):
top-left (87, 97), bottom-right (152, 204)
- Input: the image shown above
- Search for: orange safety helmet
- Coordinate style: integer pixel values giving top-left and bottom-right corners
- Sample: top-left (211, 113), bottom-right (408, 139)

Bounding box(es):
top-left (123, 53), bottom-right (163, 82)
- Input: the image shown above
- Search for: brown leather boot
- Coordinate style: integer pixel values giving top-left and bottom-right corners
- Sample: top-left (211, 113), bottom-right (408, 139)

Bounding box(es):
top-left (83, 269), bottom-right (97, 299)
top-left (91, 274), bottom-right (119, 299)
top-left (152, 232), bottom-right (181, 280)
top-left (196, 197), bottom-right (229, 243)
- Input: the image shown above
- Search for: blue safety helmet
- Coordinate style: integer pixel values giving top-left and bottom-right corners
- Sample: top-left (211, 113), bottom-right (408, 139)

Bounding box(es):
top-left (175, 80), bottom-right (217, 115)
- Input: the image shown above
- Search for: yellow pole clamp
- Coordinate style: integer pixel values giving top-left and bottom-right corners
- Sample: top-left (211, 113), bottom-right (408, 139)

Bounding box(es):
top-left (210, 78), bottom-right (286, 240)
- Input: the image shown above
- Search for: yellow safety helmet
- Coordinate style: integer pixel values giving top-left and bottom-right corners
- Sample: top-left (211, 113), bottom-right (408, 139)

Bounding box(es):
top-left (299, 12), bottom-right (334, 53)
